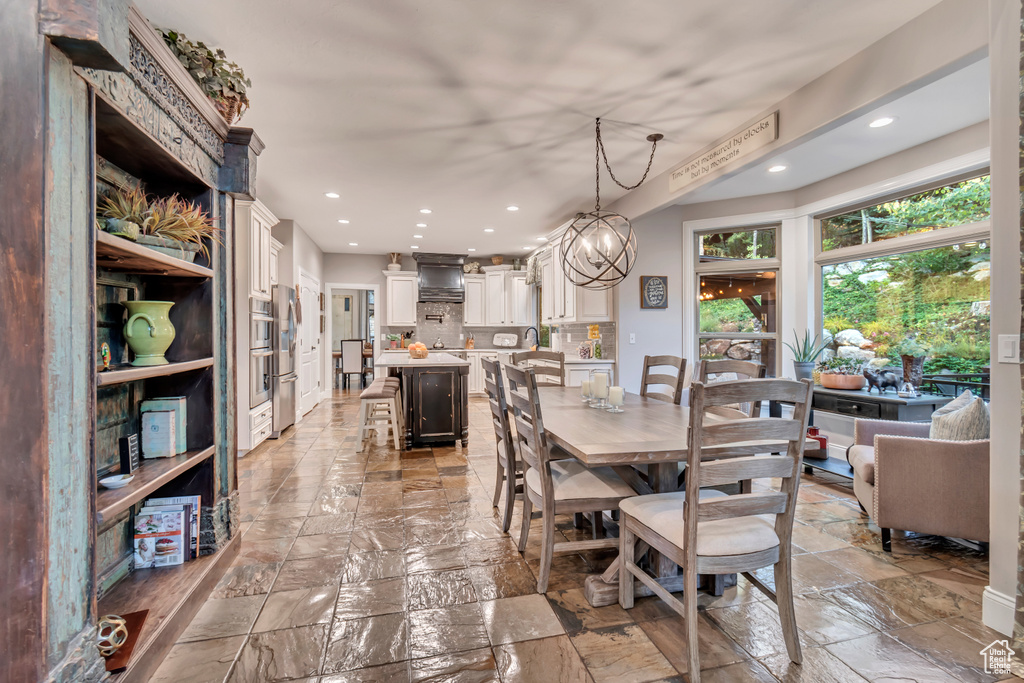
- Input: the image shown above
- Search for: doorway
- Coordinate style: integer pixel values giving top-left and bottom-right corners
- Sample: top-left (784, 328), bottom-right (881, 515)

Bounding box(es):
top-left (298, 268), bottom-right (321, 416)
top-left (325, 282), bottom-right (380, 392)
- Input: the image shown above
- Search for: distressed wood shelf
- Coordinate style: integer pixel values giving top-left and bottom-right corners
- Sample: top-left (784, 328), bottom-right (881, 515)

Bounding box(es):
top-left (96, 446), bottom-right (216, 526)
top-left (99, 534), bottom-right (240, 683)
top-left (96, 358), bottom-right (214, 386)
top-left (96, 230), bottom-right (213, 278)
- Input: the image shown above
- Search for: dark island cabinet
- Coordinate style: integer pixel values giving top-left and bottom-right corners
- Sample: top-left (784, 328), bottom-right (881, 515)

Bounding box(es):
top-left (392, 366), bottom-right (470, 449)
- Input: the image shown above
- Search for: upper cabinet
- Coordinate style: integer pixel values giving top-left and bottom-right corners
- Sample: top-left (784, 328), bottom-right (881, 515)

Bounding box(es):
top-left (238, 199), bottom-right (278, 301)
top-left (538, 245), bottom-right (612, 323)
top-left (507, 272), bottom-right (531, 326)
top-left (463, 275), bottom-right (486, 326)
top-left (386, 272), bottom-right (418, 326)
top-left (269, 237), bottom-right (282, 286)
top-left (485, 271), bottom-right (506, 326)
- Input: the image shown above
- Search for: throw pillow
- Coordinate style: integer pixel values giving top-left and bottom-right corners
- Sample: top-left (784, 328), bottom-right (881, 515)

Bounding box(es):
top-left (929, 390), bottom-right (990, 441)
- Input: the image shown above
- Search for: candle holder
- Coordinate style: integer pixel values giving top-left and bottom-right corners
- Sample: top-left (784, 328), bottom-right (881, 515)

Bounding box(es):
top-left (606, 385), bottom-right (625, 413)
top-left (590, 369), bottom-right (610, 409)
top-left (580, 378), bottom-right (593, 404)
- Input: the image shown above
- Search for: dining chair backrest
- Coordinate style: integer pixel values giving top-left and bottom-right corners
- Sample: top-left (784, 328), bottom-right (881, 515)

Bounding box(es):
top-left (511, 350), bottom-right (565, 386)
top-left (481, 357), bottom-right (515, 461)
top-left (699, 358), bottom-right (767, 417)
top-left (341, 339), bottom-right (364, 373)
top-left (684, 378), bottom-right (813, 555)
top-left (503, 363), bottom-right (551, 479)
top-left (640, 355), bottom-right (687, 405)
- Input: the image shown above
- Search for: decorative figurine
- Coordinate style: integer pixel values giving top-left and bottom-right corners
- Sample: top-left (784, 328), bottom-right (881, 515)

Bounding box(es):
top-left (897, 381), bottom-right (919, 398)
top-left (863, 368), bottom-right (900, 393)
top-left (100, 342), bottom-right (111, 371)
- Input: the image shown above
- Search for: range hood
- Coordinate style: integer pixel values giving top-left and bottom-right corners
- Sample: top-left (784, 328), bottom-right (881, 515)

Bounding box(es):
top-left (415, 253), bottom-right (466, 303)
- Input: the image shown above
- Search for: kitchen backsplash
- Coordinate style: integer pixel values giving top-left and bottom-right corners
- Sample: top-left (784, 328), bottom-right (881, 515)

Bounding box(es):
top-left (551, 322), bottom-right (616, 359)
top-left (381, 302), bottom-right (535, 350)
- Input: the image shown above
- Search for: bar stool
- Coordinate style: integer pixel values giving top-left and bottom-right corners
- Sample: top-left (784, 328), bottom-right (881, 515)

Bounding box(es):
top-left (357, 378), bottom-right (403, 450)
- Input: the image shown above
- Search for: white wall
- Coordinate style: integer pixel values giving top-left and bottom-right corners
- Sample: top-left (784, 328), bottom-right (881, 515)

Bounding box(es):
top-left (614, 206), bottom-right (685, 394)
top-left (982, 0), bottom-right (1020, 637)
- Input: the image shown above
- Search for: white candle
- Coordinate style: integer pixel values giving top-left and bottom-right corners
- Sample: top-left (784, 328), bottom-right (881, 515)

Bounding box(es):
top-left (580, 379), bottom-right (591, 397)
top-left (592, 372), bottom-right (609, 399)
top-left (609, 386), bottom-right (624, 406)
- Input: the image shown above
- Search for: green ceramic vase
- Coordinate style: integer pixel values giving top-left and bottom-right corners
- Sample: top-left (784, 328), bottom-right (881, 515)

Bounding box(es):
top-left (122, 300), bottom-right (176, 366)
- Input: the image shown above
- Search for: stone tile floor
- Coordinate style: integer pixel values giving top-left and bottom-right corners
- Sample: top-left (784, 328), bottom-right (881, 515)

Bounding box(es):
top-left (152, 390), bottom-right (1017, 682)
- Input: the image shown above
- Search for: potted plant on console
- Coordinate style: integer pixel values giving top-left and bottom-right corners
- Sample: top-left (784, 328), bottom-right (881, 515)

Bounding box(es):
top-left (892, 337), bottom-right (929, 389)
top-left (817, 357), bottom-right (866, 390)
top-left (783, 329), bottom-right (829, 381)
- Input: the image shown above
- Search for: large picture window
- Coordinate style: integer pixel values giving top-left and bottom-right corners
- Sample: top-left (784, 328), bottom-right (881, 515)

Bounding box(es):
top-left (817, 175), bottom-right (990, 387)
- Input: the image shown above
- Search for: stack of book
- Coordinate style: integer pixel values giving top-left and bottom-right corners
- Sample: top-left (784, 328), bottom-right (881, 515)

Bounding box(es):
top-left (133, 495), bottom-right (200, 569)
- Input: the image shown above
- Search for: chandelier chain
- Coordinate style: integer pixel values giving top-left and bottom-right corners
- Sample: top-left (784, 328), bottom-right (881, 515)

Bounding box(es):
top-left (593, 117), bottom-right (660, 211)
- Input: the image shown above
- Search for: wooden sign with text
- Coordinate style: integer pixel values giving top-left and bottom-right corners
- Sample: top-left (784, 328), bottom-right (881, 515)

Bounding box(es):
top-left (670, 111), bottom-right (779, 193)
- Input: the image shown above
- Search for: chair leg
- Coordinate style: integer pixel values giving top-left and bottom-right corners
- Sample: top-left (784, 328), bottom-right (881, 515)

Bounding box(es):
top-left (492, 458), bottom-right (505, 508)
top-left (356, 400), bottom-right (369, 452)
top-left (502, 461), bottom-right (516, 534)
top-left (518, 491), bottom-right (533, 552)
top-left (881, 527), bottom-right (891, 552)
top-left (538, 505), bottom-right (555, 593)
top-left (619, 516), bottom-right (636, 609)
top-left (773, 555), bottom-right (803, 664)
top-left (682, 565), bottom-right (702, 683)
top-left (389, 398), bottom-right (401, 450)
top-left (592, 511), bottom-right (604, 539)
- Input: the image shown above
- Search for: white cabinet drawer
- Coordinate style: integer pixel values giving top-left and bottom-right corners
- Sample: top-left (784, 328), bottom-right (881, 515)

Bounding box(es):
top-left (251, 418), bottom-right (273, 449)
top-left (249, 401), bottom-right (273, 431)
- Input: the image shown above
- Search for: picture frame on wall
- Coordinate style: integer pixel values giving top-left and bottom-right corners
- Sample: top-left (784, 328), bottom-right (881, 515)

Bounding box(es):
top-left (640, 275), bottom-right (668, 309)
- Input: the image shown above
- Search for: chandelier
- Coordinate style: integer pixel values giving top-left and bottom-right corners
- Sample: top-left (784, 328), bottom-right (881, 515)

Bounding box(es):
top-left (560, 118), bottom-right (662, 290)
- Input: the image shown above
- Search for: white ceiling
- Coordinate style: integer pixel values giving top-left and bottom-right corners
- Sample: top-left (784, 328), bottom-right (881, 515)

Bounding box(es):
top-left (136, 0), bottom-right (945, 256)
top-left (675, 58), bottom-right (990, 205)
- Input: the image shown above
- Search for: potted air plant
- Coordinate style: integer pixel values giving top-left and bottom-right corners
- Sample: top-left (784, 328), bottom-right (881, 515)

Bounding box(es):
top-left (98, 186), bottom-right (220, 262)
top-left (817, 357), bottom-right (866, 390)
top-left (783, 329), bottom-right (829, 382)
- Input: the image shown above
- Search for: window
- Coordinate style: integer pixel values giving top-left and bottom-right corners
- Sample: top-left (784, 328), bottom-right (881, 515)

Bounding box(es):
top-left (817, 175), bottom-right (991, 381)
top-left (696, 226), bottom-right (780, 375)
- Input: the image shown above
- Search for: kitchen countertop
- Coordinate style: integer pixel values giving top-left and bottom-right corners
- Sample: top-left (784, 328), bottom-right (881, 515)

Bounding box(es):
top-left (375, 352), bottom-right (470, 367)
top-left (378, 349), bottom-right (614, 363)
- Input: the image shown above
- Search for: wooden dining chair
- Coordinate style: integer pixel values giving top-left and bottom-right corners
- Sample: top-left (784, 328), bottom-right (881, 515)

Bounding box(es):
top-left (504, 362), bottom-right (636, 593)
top-left (511, 350), bottom-right (565, 386)
top-left (481, 357), bottom-right (520, 533)
top-left (618, 377), bottom-right (813, 682)
top-left (699, 358), bottom-right (767, 418)
top-left (640, 355), bottom-right (687, 405)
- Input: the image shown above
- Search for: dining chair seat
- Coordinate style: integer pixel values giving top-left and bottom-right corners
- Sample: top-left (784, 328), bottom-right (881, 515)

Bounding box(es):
top-left (525, 461), bottom-right (636, 502)
top-left (619, 491), bottom-right (779, 557)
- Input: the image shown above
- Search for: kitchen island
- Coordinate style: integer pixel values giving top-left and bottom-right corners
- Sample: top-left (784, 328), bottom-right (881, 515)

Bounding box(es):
top-left (375, 352), bottom-right (471, 449)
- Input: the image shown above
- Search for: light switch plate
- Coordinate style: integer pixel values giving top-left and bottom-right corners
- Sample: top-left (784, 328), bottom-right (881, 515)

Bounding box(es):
top-left (629, 333), bottom-right (636, 344)
top-left (998, 334), bottom-right (1019, 364)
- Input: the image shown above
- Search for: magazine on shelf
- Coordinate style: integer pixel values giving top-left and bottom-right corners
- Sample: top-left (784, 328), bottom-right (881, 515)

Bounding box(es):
top-left (133, 507), bottom-right (187, 568)
top-left (145, 495), bottom-right (201, 559)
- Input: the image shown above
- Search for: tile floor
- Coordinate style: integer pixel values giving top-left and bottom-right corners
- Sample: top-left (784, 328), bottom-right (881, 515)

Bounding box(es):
top-left (152, 390), bottom-right (1016, 683)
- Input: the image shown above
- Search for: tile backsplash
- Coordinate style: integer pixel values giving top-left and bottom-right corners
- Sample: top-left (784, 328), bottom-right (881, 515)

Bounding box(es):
top-left (551, 322), bottom-right (616, 360)
top-left (381, 302), bottom-right (534, 350)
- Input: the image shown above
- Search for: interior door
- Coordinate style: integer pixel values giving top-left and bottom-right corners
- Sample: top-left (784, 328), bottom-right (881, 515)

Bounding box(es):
top-left (299, 270), bottom-right (321, 416)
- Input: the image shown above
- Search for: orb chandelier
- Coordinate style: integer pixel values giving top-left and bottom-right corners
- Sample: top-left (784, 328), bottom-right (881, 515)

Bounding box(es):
top-left (560, 118), bottom-right (662, 290)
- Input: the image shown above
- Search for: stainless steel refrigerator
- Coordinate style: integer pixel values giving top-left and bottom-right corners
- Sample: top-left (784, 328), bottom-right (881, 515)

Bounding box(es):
top-left (270, 284), bottom-right (298, 438)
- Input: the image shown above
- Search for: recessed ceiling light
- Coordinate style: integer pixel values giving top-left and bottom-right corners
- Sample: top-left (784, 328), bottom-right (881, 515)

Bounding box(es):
top-left (869, 116), bottom-right (895, 128)
top-left (325, 192), bottom-right (340, 199)
top-left (767, 165), bottom-right (787, 173)
top-left (413, 234), bottom-right (423, 239)
top-left (416, 223), bottom-right (427, 228)
top-left (536, 237), bottom-right (548, 242)
top-left (338, 219), bottom-right (350, 224)
top-left (419, 208), bottom-right (431, 214)
top-left (411, 245), bottom-right (420, 249)
top-left (348, 242), bottom-right (358, 246)
top-left (522, 246), bottom-right (532, 250)
top-left (484, 228), bottom-right (495, 233)
top-left (507, 205), bottom-right (519, 212)
top-left (467, 248), bottom-right (476, 252)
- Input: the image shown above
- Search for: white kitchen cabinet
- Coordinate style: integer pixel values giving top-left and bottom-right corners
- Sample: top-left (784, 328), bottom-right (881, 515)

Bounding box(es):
top-left (466, 351), bottom-right (483, 395)
top-left (576, 286), bottom-right (612, 322)
top-left (385, 272), bottom-right (418, 326)
top-left (269, 237), bottom-right (281, 286)
top-left (463, 275), bottom-right (486, 327)
top-left (539, 252), bottom-right (554, 324)
top-left (537, 244), bottom-right (612, 323)
top-left (485, 271), bottom-right (506, 325)
top-left (243, 200), bottom-right (277, 301)
top-left (506, 272), bottom-right (531, 326)
top-left (241, 400), bottom-right (273, 454)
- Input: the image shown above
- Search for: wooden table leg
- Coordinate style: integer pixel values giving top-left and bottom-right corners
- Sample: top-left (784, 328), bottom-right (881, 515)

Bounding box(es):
top-left (648, 463), bottom-right (678, 578)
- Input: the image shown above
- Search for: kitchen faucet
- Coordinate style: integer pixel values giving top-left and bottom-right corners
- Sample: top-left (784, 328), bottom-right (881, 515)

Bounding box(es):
top-left (525, 326), bottom-right (539, 349)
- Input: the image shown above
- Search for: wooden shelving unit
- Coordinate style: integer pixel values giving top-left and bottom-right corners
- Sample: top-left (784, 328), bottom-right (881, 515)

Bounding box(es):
top-left (96, 230), bottom-right (214, 278)
top-left (98, 534), bottom-right (240, 683)
top-left (96, 446), bottom-right (216, 525)
top-left (96, 358), bottom-right (215, 387)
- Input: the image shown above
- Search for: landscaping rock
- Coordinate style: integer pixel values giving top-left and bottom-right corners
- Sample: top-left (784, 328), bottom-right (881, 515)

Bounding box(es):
top-left (704, 339), bottom-right (731, 356)
top-left (726, 344), bottom-right (751, 360)
top-left (837, 346), bottom-right (876, 362)
top-left (835, 329), bottom-right (867, 348)
top-left (971, 300), bottom-right (990, 316)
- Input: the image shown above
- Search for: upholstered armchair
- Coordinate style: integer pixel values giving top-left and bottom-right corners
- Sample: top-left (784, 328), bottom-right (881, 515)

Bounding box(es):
top-left (847, 418), bottom-right (989, 551)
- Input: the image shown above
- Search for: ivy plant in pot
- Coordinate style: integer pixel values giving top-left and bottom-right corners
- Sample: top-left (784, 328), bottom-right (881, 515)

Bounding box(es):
top-left (783, 329), bottom-right (829, 382)
top-left (892, 337), bottom-right (929, 388)
top-left (817, 357), bottom-right (866, 390)
top-left (98, 186), bottom-right (220, 263)
top-left (159, 29), bottom-right (251, 124)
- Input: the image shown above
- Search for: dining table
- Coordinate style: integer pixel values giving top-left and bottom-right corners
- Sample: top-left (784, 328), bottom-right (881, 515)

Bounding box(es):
top-left (536, 384), bottom-right (802, 608)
